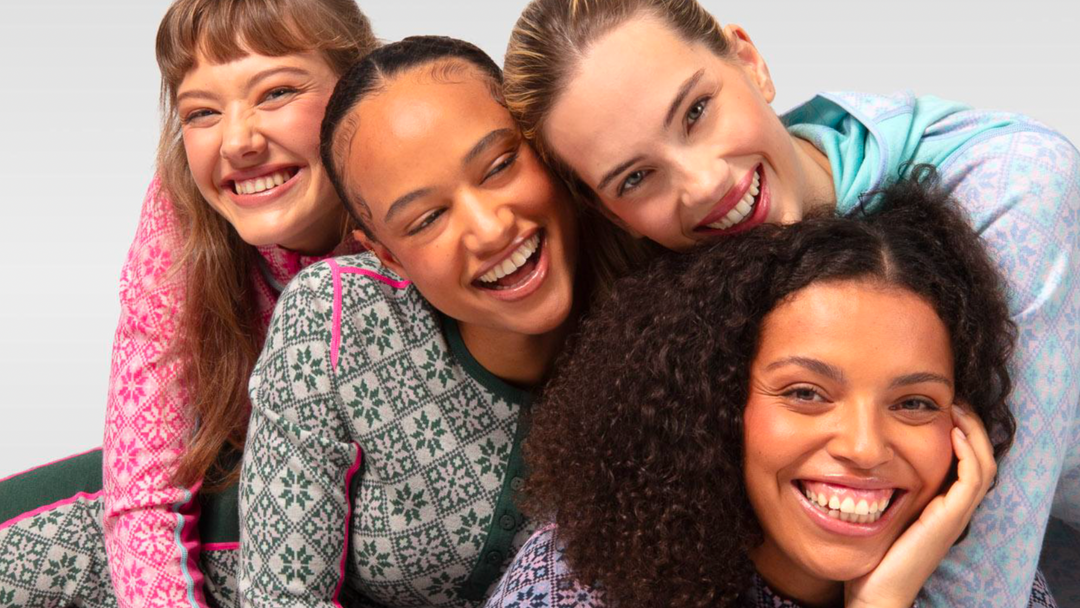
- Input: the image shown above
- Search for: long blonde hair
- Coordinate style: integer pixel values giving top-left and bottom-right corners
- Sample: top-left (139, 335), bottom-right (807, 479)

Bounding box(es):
top-left (504, 0), bottom-right (730, 207)
top-left (155, 0), bottom-right (376, 490)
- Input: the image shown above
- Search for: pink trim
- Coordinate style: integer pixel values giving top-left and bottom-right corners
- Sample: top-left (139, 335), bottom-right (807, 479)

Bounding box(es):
top-left (338, 266), bottom-right (412, 290)
top-left (203, 541), bottom-right (240, 552)
top-left (176, 484), bottom-right (209, 608)
top-left (0, 490), bottom-right (103, 532)
top-left (0, 447), bottom-right (101, 485)
top-left (325, 260), bottom-right (411, 370)
top-left (332, 443), bottom-right (363, 608)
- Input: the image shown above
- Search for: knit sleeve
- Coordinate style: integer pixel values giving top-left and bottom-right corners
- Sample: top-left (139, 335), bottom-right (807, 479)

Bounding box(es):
top-left (239, 265), bottom-right (361, 608)
top-left (483, 523), bottom-right (607, 608)
top-left (923, 128), bottom-right (1080, 607)
top-left (102, 177), bottom-right (213, 607)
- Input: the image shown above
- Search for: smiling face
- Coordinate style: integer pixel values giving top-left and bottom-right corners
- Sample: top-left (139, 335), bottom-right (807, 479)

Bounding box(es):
top-left (177, 50), bottom-right (344, 253)
top-left (743, 280), bottom-right (955, 602)
top-left (341, 64), bottom-right (577, 339)
top-left (544, 15), bottom-right (833, 251)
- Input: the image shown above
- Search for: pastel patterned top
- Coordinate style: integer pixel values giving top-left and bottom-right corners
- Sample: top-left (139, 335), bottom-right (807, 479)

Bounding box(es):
top-left (102, 177), bottom-right (360, 608)
top-left (783, 91), bottom-right (1079, 607)
top-left (239, 253), bottom-right (535, 607)
top-left (483, 524), bottom-right (1058, 608)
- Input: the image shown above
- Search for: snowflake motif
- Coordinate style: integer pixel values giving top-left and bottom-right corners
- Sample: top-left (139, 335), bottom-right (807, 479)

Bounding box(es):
top-left (280, 468), bottom-right (315, 511)
top-left (290, 346), bottom-right (326, 392)
top-left (117, 367), bottom-right (148, 406)
top-left (410, 411), bottom-right (447, 458)
top-left (280, 545), bottom-right (316, 585)
top-left (114, 437), bottom-right (140, 478)
top-left (390, 483), bottom-right (429, 526)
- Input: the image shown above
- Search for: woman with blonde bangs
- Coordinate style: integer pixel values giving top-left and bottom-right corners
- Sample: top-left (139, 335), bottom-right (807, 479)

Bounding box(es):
top-left (0, 0), bottom-right (375, 606)
top-left (501, 0), bottom-right (1079, 606)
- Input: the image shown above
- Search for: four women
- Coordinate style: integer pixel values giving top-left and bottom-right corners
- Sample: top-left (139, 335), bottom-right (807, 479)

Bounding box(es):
top-left (0, 0), bottom-right (1076, 606)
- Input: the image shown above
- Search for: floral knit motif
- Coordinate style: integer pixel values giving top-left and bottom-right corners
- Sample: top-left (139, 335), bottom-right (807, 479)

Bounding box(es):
top-left (240, 253), bottom-right (534, 607)
top-left (102, 177), bottom-right (359, 608)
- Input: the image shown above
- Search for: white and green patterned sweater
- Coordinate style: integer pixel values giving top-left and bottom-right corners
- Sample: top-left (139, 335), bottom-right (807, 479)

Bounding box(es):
top-left (239, 253), bottom-right (535, 607)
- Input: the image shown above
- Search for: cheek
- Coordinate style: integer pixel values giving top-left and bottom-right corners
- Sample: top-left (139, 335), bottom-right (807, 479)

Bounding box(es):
top-left (897, 421), bottom-right (955, 504)
top-left (743, 401), bottom-right (806, 492)
top-left (181, 130), bottom-right (221, 199)
top-left (277, 99), bottom-right (330, 157)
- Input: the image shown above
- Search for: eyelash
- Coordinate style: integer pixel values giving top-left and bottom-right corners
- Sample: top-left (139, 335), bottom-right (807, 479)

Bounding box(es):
top-left (891, 398), bottom-right (941, 412)
top-left (616, 96), bottom-right (712, 196)
top-left (263, 86), bottom-right (297, 102)
top-left (781, 385), bottom-right (828, 403)
top-left (408, 151), bottom-right (519, 236)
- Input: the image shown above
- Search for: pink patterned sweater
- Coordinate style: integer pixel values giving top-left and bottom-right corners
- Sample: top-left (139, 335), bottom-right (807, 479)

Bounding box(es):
top-left (102, 177), bottom-right (359, 608)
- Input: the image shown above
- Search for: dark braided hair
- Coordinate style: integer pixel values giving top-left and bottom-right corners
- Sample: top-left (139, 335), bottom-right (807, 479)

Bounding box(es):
top-left (319, 35), bottom-right (503, 239)
top-left (522, 167), bottom-right (1018, 607)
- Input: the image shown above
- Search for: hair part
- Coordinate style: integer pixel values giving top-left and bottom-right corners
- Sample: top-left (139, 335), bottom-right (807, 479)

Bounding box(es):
top-left (504, 0), bottom-right (731, 207)
top-left (523, 167), bottom-right (1017, 606)
top-left (155, 0), bottom-right (376, 491)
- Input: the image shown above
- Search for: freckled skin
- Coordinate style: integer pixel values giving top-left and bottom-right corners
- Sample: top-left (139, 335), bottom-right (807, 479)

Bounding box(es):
top-left (177, 50), bottom-right (345, 253)
top-left (743, 280), bottom-right (955, 605)
top-left (545, 16), bottom-right (835, 250)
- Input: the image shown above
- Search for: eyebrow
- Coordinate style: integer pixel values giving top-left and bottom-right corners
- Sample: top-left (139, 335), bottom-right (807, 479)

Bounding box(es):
top-left (175, 66), bottom-right (311, 105)
top-left (595, 69), bottom-right (705, 193)
top-left (888, 372), bottom-right (953, 389)
top-left (765, 356), bottom-right (846, 384)
top-left (384, 128), bottom-right (516, 225)
top-left (463, 128), bottom-right (515, 167)
top-left (664, 69), bottom-right (705, 128)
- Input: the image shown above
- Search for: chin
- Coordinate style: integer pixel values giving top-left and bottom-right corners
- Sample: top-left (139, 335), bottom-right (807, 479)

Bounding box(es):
top-left (800, 547), bottom-right (884, 583)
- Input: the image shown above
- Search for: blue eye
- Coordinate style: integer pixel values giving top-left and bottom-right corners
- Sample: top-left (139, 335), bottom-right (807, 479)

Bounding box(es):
top-left (686, 97), bottom-right (709, 128)
top-left (618, 170), bottom-right (649, 196)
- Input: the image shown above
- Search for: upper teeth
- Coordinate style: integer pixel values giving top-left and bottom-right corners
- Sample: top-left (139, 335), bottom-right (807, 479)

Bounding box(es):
top-left (478, 234), bottom-right (540, 283)
top-left (234, 170), bottom-right (291, 195)
top-left (803, 486), bottom-right (893, 524)
top-left (705, 169), bottom-right (760, 230)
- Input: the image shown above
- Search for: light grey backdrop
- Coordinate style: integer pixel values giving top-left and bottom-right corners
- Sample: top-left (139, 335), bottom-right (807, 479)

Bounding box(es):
top-left (1, 0), bottom-right (1078, 477)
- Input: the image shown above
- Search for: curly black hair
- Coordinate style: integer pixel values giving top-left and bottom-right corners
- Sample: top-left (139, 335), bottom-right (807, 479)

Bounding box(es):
top-left (522, 168), bottom-right (1018, 607)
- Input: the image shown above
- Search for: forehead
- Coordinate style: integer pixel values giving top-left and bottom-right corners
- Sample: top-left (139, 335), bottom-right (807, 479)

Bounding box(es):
top-left (342, 69), bottom-right (514, 210)
top-left (178, 49), bottom-right (333, 90)
top-left (545, 16), bottom-right (719, 181)
top-left (758, 281), bottom-right (953, 377)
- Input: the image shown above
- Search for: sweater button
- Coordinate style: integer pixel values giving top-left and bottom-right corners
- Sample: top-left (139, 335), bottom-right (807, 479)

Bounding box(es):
top-left (499, 514), bottom-right (516, 530)
top-left (510, 476), bottom-right (525, 491)
top-left (486, 550), bottom-right (503, 565)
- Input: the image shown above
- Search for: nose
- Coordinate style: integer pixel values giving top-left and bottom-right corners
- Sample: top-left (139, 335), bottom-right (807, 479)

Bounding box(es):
top-left (220, 105), bottom-right (266, 163)
top-left (459, 188), bottom-right (514, 257)
top-left (825, 400), bottom-right (894, 470)
top-left (674, 151), bottom-right (729, 209)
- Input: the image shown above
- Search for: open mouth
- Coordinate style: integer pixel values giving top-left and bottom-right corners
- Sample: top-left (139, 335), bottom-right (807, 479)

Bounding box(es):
top-left (795, 480), bottom-right (903, 525)
top-left (474, 231), bottom-right (543, 291)
top-left (695, 165), bottom-right (763, 233)
top-left (230, 167), bottom-right (300, 195)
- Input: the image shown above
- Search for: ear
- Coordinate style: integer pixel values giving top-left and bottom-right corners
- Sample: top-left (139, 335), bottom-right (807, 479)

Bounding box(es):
top-left (352, 229), bottom-right (409, 279)
top-left (723, 24), bottom-right (776, 104)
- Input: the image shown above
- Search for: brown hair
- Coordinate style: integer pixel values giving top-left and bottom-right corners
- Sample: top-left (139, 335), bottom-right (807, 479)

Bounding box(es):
top-left (504, 0), bottom-right (731, 206)
top-left (155, 0), bottom-right (376, 490)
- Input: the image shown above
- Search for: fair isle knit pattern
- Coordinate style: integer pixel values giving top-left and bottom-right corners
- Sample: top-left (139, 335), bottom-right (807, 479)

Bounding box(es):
top-left (102, 177), bottom-right (359, 608)
top-left (240, 253), bottom-right (534, 607)
top-left (483, 525), bottom-right (1057, 608)
top-left (786, 91), bottom-right (1079, 608)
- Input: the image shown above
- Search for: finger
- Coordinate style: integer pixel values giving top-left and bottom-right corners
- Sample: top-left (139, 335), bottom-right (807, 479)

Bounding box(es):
top-left (952, 407), bottom-right (996, 492)
top-left (946, 426), bottom-right (982, 510)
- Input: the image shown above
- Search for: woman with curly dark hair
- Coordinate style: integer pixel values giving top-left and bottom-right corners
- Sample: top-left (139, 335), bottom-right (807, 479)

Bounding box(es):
top-left (483, 172), bottom-right (1054, 608)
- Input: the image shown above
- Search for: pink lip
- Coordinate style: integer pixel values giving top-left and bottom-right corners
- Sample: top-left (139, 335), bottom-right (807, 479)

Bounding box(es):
top-left (473, 232), bottom-right (550, 303)
top-left (224, 165), bottom-right (303, 209)
top-left (791, 482), bottom-right (907, 538)
top-left (693, 164), bottom-right (770, 237)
